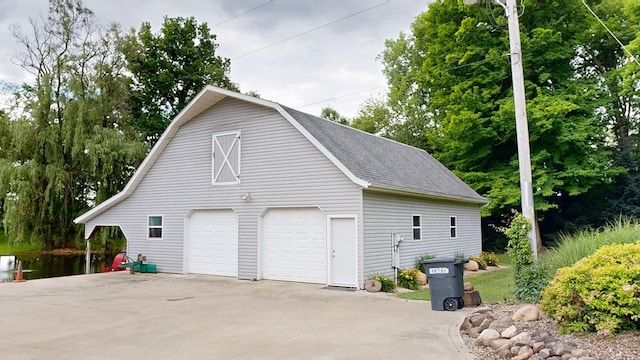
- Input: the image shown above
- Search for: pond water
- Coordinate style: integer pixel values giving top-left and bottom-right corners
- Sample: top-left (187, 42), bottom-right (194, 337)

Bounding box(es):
top-left (0, 253), bottom-right (120, 283)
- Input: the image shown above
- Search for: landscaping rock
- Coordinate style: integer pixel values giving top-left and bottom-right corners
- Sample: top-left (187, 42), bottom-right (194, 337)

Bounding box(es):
top-left (472, 306), bottom-right (492, 314)
top-left (465, 260), bottom-right (479, 271)
top-left (463, 290), bottom-right (482, 307)
top-left (538, 348), bottom-right (551, 358)
top-left (476, 328), bottom-right (501, 346)
top-left (533, 341), bottom-right (546, 353)
top-left (469, 313), bottom-right (489, 327)
top-left (489, 338), bottom-right (510, 350)
top-left (460, 305), bottom-right (594, 360)
top-left (501, 325), bottom-right (519, 339)
top-left (464, 282), bottom-right (474, 291)
top-left (571, 348), bottom-right (589, 357)
top-left (512, 304), bottom-right (540, 321)
top-left (478, 318), bottom-right (493, 332)
top-left (510, 332), bottom-right (532, 346)
top-left (489, 317), bottom-right (515, 332)
top-left (416, 271), bottom-right (427, 285)
top-left (517, 345), bottom-right (534, 358)
top-left (364, 279), bottom-right (381, 292)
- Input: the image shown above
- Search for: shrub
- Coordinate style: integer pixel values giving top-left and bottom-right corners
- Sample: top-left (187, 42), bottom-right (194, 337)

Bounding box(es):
top-left (481, 251), bottom-right (499, 266)
top-left (415, 253), bottom-right (435, 273)
top-left (503, 212), bottom-right (548, 303)
top-left (540, 241), bottom-right (640, 335)
top-left (397, 267), bottom-right (421, 290)
top-left (469, 255), bottom-right (487, 270)
top-left (371, 274), bottom-right (396, 292)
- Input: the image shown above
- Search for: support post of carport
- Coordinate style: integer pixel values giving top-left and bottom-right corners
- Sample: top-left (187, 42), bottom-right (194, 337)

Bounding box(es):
top-left (85, 239), bottom-right (91, 274)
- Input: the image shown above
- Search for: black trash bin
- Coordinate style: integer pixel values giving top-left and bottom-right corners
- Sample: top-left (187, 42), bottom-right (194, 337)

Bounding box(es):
top-left (422, 257), bottom-right (468, 311)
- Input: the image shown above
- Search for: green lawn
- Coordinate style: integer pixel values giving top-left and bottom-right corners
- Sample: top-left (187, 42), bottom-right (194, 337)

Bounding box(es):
top-left (397, 253), bottom-right (515, 303)
top-left (0, 231), bottom-right (39, 255)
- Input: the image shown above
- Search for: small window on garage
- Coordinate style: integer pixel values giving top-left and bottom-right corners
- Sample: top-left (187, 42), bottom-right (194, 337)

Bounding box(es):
top-left (148, 215), bottom-right (163, 239)
top-left (212, 131), bottom-right (241, 185)
top-left (450, 216), bottom-right (457, 238)
top-left (412, 215), bottom-right (421, 240)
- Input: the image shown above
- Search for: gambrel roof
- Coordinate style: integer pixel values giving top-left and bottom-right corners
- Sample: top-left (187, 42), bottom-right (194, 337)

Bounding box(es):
top-left (75, 86), bottom-right (486, 225)
top-left (282, 106), bottom-right (486, 203)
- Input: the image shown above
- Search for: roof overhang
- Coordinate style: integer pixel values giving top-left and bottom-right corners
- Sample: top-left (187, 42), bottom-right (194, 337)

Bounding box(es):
top-left (365, 183), bottom-right (490, 205)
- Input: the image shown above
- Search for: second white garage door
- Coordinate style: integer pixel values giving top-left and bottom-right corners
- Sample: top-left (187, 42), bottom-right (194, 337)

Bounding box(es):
top-left (262, 208), bottom-right (326, 283)
top-left (187, 209), bottom-right (238, 276)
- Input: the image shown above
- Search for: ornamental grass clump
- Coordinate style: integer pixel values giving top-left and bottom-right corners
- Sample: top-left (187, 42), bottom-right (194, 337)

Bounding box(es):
top-left (540, 241), bottom-right (640, 335)
top-left (397, 267), bottom-right (421, 290)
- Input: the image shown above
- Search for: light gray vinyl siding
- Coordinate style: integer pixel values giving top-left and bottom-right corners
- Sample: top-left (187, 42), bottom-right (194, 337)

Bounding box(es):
top-left (362, 191), bottom-right (482, 278)
top-left (85, 97), bottom-right (361, 279)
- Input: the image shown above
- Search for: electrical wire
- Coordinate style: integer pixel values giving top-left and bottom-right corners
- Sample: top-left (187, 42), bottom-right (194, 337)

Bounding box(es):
top-left (233, 0), bottom-right (390, 60)
top-left (212, 1), bottom-right (274, 27)
top-left (297, 86), bottom-right (383, 108)
top-left (581, 0), bottom-right (640, 67)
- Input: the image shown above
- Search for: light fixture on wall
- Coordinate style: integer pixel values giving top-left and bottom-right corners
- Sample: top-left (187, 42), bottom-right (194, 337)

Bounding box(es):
top-left (240, 193), bottom-right (251, 201)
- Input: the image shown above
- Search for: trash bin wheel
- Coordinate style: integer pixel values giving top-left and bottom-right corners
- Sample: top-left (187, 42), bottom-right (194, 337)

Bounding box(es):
top-left (444, 297), bottom-right (458, 311)
top-left (457, 297), bottom-right (464, 309)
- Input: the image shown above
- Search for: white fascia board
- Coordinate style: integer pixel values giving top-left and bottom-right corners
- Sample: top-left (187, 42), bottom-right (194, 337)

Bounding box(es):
top-left (273, 105), bottom-right (370, 189)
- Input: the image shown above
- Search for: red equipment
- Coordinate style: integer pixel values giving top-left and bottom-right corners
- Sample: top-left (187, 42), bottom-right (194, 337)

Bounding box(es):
top-left (102, 253), bottom-right (128, 272)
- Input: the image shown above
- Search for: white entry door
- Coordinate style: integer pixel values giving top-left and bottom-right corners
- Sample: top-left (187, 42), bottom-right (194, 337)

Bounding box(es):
top-left (187, 209), bottom-right (238, 276)
top-left (262, 208), bottom-right (326, 283)
top-left (328, 216), bottom-right (358, 287)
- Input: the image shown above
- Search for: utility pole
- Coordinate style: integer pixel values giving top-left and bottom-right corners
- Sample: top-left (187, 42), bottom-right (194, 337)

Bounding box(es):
top-left (465, 0), bottom-right (537, 258)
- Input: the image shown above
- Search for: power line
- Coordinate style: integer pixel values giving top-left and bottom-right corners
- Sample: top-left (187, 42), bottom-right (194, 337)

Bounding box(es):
top-left (581, 0), bottom-right (640, 67)
top-left (233, 0), bottom-right (390, 60)
top-left (297, 86), bottom-right (383, 109)
top-left (212, 1), bottom-right (274, 27)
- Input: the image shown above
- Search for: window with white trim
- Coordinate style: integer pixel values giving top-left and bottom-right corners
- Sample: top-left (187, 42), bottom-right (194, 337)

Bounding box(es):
top-left (212, 131), bottom-right (241, 184)
top-left (148, 215), bottom-right (163, 239)
top-left (450, 216), bottom-right (457, 238)
top-left (412, 215), bottom-right (421, 240)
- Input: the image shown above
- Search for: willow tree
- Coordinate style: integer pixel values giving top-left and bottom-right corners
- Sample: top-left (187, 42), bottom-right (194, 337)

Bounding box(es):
top-left (0, 0), bottom-right (146, 248)
top-left (380, 0), bottom-right (623, 240)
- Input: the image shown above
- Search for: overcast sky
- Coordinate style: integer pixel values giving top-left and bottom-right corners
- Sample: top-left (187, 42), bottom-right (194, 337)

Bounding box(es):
top-left (0, 0), bottom-right (430, 118)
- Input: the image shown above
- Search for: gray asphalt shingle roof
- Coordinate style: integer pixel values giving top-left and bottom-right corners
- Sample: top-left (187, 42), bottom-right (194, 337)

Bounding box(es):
top-left (282, 106), bottom-right (487, 203)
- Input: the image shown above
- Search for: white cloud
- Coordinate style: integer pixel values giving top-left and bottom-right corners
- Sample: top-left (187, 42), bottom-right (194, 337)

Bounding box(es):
top-left (0, 0), bottom-right (430, 118)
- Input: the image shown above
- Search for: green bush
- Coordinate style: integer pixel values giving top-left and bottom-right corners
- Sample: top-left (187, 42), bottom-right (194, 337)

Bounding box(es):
top-left (540, 241), bottom-right (640, 335)
top-left (415, 253), bottom-right (435, 273)
top-left (371, 274), bottom-right (396, 292)
top-left (469, 255), bottom-right (487, 270)
top-left (481, 251), bottom-right (500, 266)
top-left (504, 213), bottom-right (548, 303)
top-left (397, 267), bottom-right (421, 290)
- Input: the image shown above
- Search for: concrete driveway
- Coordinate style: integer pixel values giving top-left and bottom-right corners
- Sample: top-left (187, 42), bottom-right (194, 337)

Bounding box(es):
top-left (0, 272), bottom-right (474, 359)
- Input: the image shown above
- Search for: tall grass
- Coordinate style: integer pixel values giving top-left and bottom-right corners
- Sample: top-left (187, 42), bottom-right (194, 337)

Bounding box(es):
top-left (543, 217), bottom-right (640, 275)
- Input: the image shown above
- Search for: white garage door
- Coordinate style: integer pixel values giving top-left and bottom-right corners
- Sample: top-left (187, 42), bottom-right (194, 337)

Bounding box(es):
top-left (187, 209), bottom-right (238, 276)
top-left (262, 208), bottom-right (326, 283)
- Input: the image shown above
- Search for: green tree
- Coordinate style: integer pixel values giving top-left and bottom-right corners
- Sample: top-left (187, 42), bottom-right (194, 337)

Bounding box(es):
top-left (121, 16), bottom-right (237, 145)
top-left (380, 0), bottom-right (623, 241)
top-left (0, 0), bottom-right (146, 248)
top-left (319, 106), bottom-right (349, 125)
top-left (350, 97), bottom-right (391, 135)
top-left (576, 0), bottom-right (640, 218)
